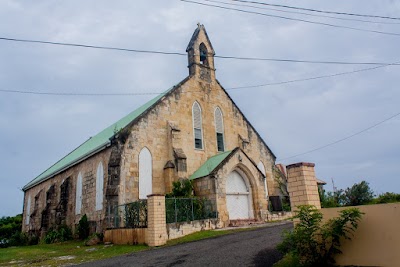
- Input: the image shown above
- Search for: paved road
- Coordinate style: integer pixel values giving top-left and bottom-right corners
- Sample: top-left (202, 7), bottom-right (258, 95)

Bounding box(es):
top-left (78, 222), bottom-right (293, 267)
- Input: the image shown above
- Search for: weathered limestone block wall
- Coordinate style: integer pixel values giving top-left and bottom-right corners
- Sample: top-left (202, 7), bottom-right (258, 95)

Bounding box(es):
top-left (167, 219), bottom-right (217, 240)
top-left (286, 162), bottom-right (321, 210)
top-left (22, 148), bottom-right (111, 233)
top-left (321, 203), bottom-right (400, 267)
top-left (120, 74), bottom-right (275, 204)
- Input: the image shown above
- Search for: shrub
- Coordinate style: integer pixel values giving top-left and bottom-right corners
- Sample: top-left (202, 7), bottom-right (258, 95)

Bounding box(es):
top-left (43, 225), bottom-right (72, 244)
top-left (374, 192), bottom-right (400, 204)
top-left (77, 214), bottom-right (90, 240)
top-left (276, 205), bottom-right (363, 267)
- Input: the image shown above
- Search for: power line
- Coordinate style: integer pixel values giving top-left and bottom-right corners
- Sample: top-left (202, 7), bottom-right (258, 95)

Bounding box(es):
top-left (181, 0), bottom-right (400, 37)
top-left (204, 0), bottom-right (400, 25)
top-left (227, 62), bottom-right (398, 90)
top-left (230, 0), bottom-right (400, 21)
top-left (1, 60), bottom-right (398, 96)
top-left (278, 111), bottom-right (400, 161)
top-left (1, 36), bottom-right (400, 66)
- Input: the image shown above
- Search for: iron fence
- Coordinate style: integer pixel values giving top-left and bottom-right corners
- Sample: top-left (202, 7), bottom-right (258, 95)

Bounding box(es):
top-left (106, 200), bottom-right (148, 229)
top-left (165, 197), bottom-right (217, 224)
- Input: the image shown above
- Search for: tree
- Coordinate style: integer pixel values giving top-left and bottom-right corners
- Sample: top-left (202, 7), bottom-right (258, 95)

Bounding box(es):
top-left (166, 179), bottom-right (193, 198)
top-left (343, 181), bottom-right (374, 206)
top-left (319, 188), bottom-right (344, 208)
top-left (374, 192), bottom-right (400, 204)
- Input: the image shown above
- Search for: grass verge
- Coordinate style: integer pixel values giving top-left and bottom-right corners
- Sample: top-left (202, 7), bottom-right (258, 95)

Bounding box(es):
top-left (0, 224), bottom-right (275, 266)
top-left (0, 241), bottom-right (148, 266)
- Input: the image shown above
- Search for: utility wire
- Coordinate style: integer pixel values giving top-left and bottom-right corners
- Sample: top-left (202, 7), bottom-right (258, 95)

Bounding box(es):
top-left (181, 0), bottom-right (400, 37)
top-left (205, 0), bottom-right (400, 25)
top-left (230, 0), bottom-right (400, 21)
top-left (1, 60), bottom-right (398, 96)
top-left (278, 111), bottom-right (400, 161)
top-left (227, 62), bottom-right (398, 90)
top-left (1, 36), bottom-right (399, 66)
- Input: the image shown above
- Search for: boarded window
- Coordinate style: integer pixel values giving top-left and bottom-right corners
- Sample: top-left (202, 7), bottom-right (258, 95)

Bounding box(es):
top-left (257, 161), bottom-right (268, 198)
top-left (192, 102), bottom-right (203, 149)
top-left (96, 162), bottom-right (104, 211)
top-left (25, 195), bottom-right (31, 225)
top-left (139, 147), bottom-right (152, 199)
top-left (75, 172), bottom-right (83, 215)
top-left (214, 107), bottom-right (225, 152)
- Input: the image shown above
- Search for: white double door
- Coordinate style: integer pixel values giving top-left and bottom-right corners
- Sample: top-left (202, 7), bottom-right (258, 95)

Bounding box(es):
top-left (226, 170), bottom-right (253, 219)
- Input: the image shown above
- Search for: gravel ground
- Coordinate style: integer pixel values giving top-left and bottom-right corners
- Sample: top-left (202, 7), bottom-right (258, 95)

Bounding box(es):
top-left (77, 222), bottom-right (293, 267)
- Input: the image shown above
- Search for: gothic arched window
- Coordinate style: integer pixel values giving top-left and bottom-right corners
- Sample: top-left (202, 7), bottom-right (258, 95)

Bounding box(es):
top-left (192, 101), bottom-right (203, 149)
top-left (214, 107), bottom-right (225, 152)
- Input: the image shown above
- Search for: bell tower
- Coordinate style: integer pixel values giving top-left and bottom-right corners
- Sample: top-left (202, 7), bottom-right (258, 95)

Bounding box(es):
top-left (186, 24), bottom-right (216, 82)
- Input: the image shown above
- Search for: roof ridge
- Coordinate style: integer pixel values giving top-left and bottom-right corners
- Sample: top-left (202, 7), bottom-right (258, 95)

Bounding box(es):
top-left (23, 85), bottom-right (178, 191)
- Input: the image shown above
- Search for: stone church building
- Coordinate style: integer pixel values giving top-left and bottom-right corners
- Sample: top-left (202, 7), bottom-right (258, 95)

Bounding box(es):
top-left (22, 25), bottom-right (280, 235)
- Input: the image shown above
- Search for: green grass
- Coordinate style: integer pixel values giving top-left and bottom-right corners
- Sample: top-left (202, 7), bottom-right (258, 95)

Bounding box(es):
top-left (0, 225), bottom-right (271, 266)
top-left (0, 241), bottom-right (148, 266)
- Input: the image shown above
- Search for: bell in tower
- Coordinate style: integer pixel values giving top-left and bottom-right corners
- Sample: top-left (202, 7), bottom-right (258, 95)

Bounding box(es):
top-left (186, 24), bottom-right (216, 82)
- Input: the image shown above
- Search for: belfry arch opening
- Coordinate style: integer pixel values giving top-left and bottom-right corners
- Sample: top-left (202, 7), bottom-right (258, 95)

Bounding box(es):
top-left (199, 43), bottom-right (208, 66)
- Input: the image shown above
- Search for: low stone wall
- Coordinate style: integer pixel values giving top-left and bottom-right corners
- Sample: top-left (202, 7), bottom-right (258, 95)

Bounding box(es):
top-left (321, 203), bottom-right (400, 267)
top-left (167, 219), bottom-right (218, 240)
top-left (263, 211), bottom-right (293, 222)
top-left (103, 228), bottom-right (147, 245)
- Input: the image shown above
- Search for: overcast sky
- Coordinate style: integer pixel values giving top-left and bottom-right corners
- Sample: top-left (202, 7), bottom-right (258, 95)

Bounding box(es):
top-left (1, 0), bottom-right (399, 216)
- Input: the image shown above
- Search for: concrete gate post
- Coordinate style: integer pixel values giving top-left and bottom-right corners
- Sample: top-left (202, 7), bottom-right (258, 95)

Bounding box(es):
top-left (147, 194), bottom-right (167, 246)
top-left (286, 162), bottom-right (321, 210)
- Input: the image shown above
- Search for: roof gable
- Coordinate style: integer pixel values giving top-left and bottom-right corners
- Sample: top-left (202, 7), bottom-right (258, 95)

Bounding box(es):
top-left (190, 148), bottom-right (266, 180)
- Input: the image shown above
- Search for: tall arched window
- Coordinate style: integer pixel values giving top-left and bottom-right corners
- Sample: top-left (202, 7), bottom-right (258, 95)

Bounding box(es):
top-left (257, 161), bottom-right (269, 198)
top-left (96, 162), bottom-right (104, 211)
top-left (25, 195), bottom-right (31, 225)
top-left (75, 172), bottom-right (83, 215)
top-left (139, 147), bottom-right (152, 199)
top-left (214, 107), bottom-right (225, 152)
top-left (192, 102), bottom-right (203, 149)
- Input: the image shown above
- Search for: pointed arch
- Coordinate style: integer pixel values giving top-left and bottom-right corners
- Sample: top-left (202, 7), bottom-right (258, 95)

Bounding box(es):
top-left (192, 101), bottom-right (203, 149)
top-left (199, 42), bottom-right (208, 66)
top-left (214, 107), bottom-right (225, 152)
top-left (257, 161), bottom-right (269, 198)
top-left (96, 162), bottom-right (104, 211)
top-left (139, 147), bottom-right (152, 199)
top-left (25, 194), bottom-right (31, 225)
top-left (75, 172), bottom-right (83, 215)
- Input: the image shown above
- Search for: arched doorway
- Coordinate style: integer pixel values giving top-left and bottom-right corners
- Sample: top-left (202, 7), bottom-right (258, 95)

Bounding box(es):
top-left (226, 170), bottom-right (254, 219)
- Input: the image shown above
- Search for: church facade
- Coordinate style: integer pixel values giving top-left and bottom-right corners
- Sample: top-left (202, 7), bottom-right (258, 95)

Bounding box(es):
top-left (22, 25), bottom-right (278, 234)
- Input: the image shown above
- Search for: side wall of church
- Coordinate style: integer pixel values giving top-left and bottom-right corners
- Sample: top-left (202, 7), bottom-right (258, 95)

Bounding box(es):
top-left (22, 148), bottom-right (111, 234)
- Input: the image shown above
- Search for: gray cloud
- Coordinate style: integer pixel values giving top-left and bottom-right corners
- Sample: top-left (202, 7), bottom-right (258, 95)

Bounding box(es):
top-left (1, 0), bottom-right (399, 216)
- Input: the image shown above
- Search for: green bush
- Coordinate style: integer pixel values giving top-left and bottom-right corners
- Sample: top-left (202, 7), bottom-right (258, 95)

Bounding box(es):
top-left (77, 214), bottom-right (90, 240)
top-left (374, 192), bottom-right (400, 204)
top-left (44, 225), bottom-right (72, 244)
top-left (275, 205), bottom-right (363, 267)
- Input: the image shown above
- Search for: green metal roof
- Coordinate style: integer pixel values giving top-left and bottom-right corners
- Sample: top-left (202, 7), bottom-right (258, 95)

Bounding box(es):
top-left (190, 150), bottom-right (233, 180)
top-left (23, 88), bottom-right (173, 191)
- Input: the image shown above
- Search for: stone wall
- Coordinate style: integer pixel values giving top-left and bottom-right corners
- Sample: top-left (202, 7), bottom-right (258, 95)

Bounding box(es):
top-left (119, 74), bottom-right (275, 206)
top-left (22, 148), bottom-right (112, 234)
top-left (167, 219), bottom-right (217, 240)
